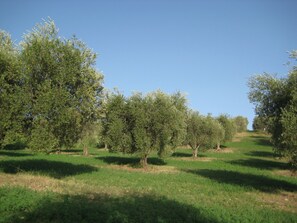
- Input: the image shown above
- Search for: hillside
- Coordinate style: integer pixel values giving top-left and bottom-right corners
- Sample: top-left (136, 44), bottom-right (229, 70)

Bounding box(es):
top-left (0, 132), bottom-right (296, 223)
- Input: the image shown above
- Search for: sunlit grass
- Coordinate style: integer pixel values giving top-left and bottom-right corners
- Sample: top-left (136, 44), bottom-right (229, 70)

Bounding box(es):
top-left (0, 132), bottom-right (296, 222)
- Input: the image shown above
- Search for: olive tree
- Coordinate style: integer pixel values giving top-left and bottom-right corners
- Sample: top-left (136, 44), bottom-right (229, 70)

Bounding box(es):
top-left (248, 51), bottom-right (297, 167)
top-left (186, 112), bottom-right (225, 158)
top-left (0, 30), bottom-right (27, 149)
top-left (102, 92), bottom-right (131, 153)
top-left (217, 114), bottom-right (236, 143)
top-left (102, 90), bottom-right (187, 167)
top-left (21, 20), bottom-right (103, 152)
top-left (252, 116), bottom-right (267, 132)
top-left (186, 112), bottom-right (207, 158)
top-left (207, 116), bottom-right (225, 150)
top-left (233, 116), bottom-right (248, 133)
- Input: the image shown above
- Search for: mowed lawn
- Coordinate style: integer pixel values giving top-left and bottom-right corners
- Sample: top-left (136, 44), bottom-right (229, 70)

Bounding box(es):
top-left (0, 132), bottom-right (296, 223)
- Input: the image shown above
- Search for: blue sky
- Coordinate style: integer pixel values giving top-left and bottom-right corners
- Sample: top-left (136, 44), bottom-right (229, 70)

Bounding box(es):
top-left (1, 0), bottom-right (297, 129)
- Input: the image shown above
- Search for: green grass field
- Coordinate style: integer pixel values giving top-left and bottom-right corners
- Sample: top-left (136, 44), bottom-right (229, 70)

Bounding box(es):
top-left (0, 132), bottom-right (296, 223)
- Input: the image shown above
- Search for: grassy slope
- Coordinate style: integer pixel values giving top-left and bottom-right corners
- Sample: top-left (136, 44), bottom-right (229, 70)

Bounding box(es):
top-left (0, 132), bottom-right (296, 223)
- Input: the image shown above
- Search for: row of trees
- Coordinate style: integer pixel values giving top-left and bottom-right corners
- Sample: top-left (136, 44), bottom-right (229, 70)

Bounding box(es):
top-left (0, 20), bottom-right (248, 167)
top-left (248, 51), bottom-right (297, 168)
top-left (101, 90), bottom-right (247, 165)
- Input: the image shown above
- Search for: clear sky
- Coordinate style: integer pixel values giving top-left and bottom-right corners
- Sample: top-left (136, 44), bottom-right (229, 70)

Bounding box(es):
top-left (1, 0), bottom-right (297, 129)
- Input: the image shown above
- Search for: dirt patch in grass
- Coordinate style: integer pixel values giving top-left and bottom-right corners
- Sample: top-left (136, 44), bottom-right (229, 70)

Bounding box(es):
top-left (232, 132), bottom-right (251, 142)
top-left (274, 170), bottom-right (297, 178)
top-left (0, 173), bottom-right (127, 196)
top-left (0, 173), bottom-right (63, 192)
top-left (105, 164), bottom-right (180, 174)
top-left (173, 157), bottom-right (217, 162)
top-left (256, 191), bottom-right (297, 213)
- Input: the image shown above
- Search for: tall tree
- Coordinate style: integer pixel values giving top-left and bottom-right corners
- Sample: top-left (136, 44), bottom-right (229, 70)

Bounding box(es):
top-left (248, 51), bottom-right (297, 167)
top-left (0, 30), bottom-right (26, 148)
top-left (102, 92), bottom-right (131, 153)
top-left (21, 20), bottom-right (103, 152)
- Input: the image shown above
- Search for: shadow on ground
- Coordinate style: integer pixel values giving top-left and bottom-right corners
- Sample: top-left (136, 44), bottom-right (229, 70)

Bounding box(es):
top-left (172, 152), bottom-right (193, 158)
top-left (2, 142), bottom-right (27, 150)
top-left (245, 151), bottom-right (275, 158)
top-left (185, 169), bottom-right (297, 193)
top-left (227, 158), bottom-right (289, 170)
top-left (250, 136), bottom-right (272, 147)
top-left (171, 152), bottom-right (207, 158)
top-left (98, 156), bottom-right (166, 166)
top-left (0, 159), bottom-right (97, 179)
top-left (0, 150), bottom-right (32, 157)
top-left (1, 187), bottom-right (219, 223)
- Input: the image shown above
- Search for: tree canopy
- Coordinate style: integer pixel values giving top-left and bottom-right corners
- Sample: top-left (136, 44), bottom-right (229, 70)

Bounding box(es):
top-left (186, 112), bottom-right (224, 158)
top-left (102, 90), bottom-right (187, 166)
top-left (0, 20), bottom-right (103, 152)
top-left (0, 30), bottom-right (26, 148)
top-left (217, 114), bottom-right (236, 143)
top-left (248, 51), bottom-right (297, 167)
top-left (233, 116), bottom-right (248, 133)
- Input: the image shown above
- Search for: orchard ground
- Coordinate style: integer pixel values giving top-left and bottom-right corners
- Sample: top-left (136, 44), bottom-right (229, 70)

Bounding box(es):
top-left (0, 132), bottom-right (297, 223)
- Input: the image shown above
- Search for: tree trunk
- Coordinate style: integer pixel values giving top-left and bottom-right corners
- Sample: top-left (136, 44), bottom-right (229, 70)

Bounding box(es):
top-left (192, 146), bottom-right (199, 158)
top-left (83, 144), bottom-right (89, 156)
top-left (104, 143), bottom-right (108, 150)
top-left (140, 154), bottom-right (148, 168)
top-left (216, 142), bottom-right (221, 151)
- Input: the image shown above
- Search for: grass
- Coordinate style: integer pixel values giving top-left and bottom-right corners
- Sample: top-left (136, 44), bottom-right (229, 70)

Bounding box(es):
top-left (0, 132), bottom-right (297, 222)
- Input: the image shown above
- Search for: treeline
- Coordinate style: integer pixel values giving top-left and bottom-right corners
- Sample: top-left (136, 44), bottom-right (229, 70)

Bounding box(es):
top-left (0, 20), bottom-right (248, 166)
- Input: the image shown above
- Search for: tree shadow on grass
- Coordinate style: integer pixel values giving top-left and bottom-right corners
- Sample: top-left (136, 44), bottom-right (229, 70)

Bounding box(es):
top-left (172, 152), bottom-right (193, 157)
top-left (0, 159), bottom-right (97, 179)
top-left (185, 169), bottom-right (297, 193)
top-left (2, 187), bottom-right (220, 223)
top-left (0, 150), bottom-right (32, 157)
top-left (171, 152), bottom-right (206, 158)
top-left (245, 151), bottom-right (275, 158)
top-left (250, 136), bottom-right (272, 147)
top-left (2, 142), bottom-right (27, 150)
top-left (63, 149), bottom-right (83, 153)
top-left (227, 158), bottom-right (289, 170)
top-left (97, 156), bottom-right (166, 167)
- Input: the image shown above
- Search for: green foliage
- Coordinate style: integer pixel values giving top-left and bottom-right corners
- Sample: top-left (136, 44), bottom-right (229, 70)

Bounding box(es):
top-left (186, 111), bottom-right (205, 150)
top-left (102, 92), bottom-right (131, 152)
top-left (0, 30), bottom-right (26, 148)
top-left (252, 116), bottom-right (268, 132)
top-left (78, 122), bottom-right (102, 156)
top-left (102, 90), bottom-right (187, 166)
top-left (147, 91), bottom-right (187, 157)
top-left (248, 52), bottom-right (297, 167)
top-left (233, 116), bottom-right (248, 132)
top-left (28, 118), bottom-right (58, 152)
top-left (0, 19), bottom-right (103, 152)
top-left (186, 112), bottom-right (224, 157)
top-left (206, 116), bottom-right (225, 149)
top-left (217, 114), bottom-right (236, 142)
